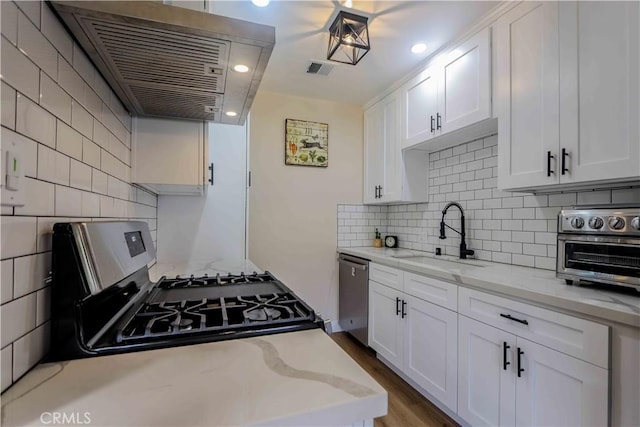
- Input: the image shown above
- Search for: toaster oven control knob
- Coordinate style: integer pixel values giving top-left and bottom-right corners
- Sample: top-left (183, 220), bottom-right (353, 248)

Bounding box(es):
top-left (588, 216), bottom-right (604, 229)
top-left (631, 217), bottom-right (640, 230)
top-left (570, 217), bottom-right (585, 229)
top-left (608, 216), bottom-right (625, 230)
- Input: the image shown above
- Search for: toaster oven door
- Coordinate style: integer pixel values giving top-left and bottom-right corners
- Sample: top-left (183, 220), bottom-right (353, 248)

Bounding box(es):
top-left (557, 234), bottom-right (640, 287)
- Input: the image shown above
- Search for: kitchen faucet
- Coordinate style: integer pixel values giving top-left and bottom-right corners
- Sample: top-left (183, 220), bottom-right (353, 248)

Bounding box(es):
top-left (439, 202), bottom-right (475, 259)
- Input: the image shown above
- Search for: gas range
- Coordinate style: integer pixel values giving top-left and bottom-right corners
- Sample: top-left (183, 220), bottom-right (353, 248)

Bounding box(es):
top-left (49, 222), bottom-right (323, 361)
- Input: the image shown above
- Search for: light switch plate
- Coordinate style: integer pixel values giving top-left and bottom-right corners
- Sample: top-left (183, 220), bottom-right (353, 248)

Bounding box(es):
top-left (1, 137), bottom-right (25, 207)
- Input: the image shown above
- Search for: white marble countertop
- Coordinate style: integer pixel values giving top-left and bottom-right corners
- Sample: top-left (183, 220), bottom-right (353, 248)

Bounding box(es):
top-left (0, 329), bottom-right (387, 426)
top-left (339, 247), bottom-right (640, 327)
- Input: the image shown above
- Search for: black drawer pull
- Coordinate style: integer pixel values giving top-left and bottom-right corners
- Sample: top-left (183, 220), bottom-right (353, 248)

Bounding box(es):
top-left (500, 313), bottom-right (529, 325)
top-left (517, 347), bottom-right (525, 377)
top-left (547, 151), bottom-right (554, 177)
top-left (436, 113), bottom-right (442, 130)
top-left (430, 115), bottom-right (435, 133)
top-left (561, 148), bottom-right (569, 175)
top-left (396, 297), bottom-right (401, 316)
top-left (503, 342), bottom-right (511, 371)
top-left (208, 163), bottom-right (214, 186)
top-left (401, 300), bottom-right (407, 318)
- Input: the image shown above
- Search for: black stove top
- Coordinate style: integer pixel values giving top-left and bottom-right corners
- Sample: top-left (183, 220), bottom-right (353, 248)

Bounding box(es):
top-left (50, 221), bottom-right (323, 362)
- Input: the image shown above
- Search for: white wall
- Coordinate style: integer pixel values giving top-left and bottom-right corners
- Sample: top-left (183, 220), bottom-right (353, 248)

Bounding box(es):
top-left (0, 0), bottom-right (157, 392)
top-left (157, 122), bottom-right (247, 263)
top-left (248, 91), bottom-right (363, 323)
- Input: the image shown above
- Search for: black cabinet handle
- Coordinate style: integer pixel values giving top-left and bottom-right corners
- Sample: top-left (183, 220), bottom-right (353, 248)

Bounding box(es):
top-left (436, 113), bottom-right (442, 130)
top-left (374, 186), bottom-right (378, 199)
top-left (379, 185), bottom-right (383, 198)
top-left (547, 151), bottom-right (554, 177)
top-left (396, 297), bottom-right (401, 316)
top-left (208, 163), bottom-right (214, 186)
top-left (503, 342), bottom-right (511, 371)
top-left (561, 148), bottom-right (569, 175)
top-left (430, 115), bottom-right (435, 133)
top-left (401, 300), bottom-right (407, 318)
top-left (500, 313), bottom-right (529, 325)
top-left (517, 347), bottom-right (525, 377)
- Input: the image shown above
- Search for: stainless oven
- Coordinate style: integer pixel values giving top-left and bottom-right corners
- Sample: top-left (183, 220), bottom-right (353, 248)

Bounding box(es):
top-left (557, 208), bottom-right (640, 289)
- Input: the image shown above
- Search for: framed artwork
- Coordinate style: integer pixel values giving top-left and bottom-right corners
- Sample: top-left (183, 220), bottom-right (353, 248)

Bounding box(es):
top-left (285, 119), bottom-right (328, 167)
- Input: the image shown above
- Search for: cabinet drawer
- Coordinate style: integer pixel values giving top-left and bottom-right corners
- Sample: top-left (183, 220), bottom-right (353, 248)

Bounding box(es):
top-left (403, 272), bottom-right (457, 311)
top-left (459, 287), bottom-right (609, 368)
top-left (370, 263), bottom-right (403, 290)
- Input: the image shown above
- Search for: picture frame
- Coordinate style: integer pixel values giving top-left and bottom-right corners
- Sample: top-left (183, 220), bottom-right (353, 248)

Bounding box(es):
top-left (285, 119), bottom-right (329, 167)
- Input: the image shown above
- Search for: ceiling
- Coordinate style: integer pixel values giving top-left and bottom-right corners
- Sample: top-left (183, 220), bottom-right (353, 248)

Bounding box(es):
top-left (207, 1), bottom-right (500, 106)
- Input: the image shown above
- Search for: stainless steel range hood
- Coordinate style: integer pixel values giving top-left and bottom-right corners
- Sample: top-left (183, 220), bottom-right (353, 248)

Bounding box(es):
top-left (50, 1), bottom-right (275, 124)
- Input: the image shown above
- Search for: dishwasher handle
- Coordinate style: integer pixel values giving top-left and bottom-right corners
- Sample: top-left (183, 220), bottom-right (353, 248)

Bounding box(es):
top-left (339, 259), bottom-right (368, 271)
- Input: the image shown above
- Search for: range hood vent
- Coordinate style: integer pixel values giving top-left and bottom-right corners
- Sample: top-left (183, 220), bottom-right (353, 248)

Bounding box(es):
top-left (50, 1), bottom-right (275, 124)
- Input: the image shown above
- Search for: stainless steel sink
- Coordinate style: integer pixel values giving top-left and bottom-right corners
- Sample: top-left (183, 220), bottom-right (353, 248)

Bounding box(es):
top-left (395, 255), bottom-right (487, 267)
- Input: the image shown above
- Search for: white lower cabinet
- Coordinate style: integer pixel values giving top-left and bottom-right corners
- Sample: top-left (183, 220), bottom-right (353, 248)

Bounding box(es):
top-left (369, 273), bottom-right (458, 410)
top-left (367, 263), bottom-right (610, 427)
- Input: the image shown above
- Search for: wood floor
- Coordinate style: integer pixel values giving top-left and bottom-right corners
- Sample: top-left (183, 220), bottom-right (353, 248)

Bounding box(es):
top-left (330, 332), bottom-right (458, 427)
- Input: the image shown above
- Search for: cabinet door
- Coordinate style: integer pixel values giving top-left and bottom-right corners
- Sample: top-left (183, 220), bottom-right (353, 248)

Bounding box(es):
top-left (559, 1), bottom-right (640, 183)
top-left (458, 315), bottom-right (516, 427)
top-left (368, 281), bottom-right (403, 368)
top-left (403, 295), bottom-right (457, 409)
top-left (496, 2), bottom-right (560, 190)
top-left (437, 27), bottom-right (492, 135)
top-left (363, 102), bottom-right (384, 204)
top-left (515, 337), bottom-right (609, 427)
top-left (380, 92), bottom-right (402, 203)
top-left (401, 65), bottom-right (438, 147)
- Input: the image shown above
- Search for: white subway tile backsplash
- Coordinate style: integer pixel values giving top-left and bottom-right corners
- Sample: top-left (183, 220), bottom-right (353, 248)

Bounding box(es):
top-left (16, 93), bottom-right (56, 147)
top-left (1, 216), bottom-right (37, 259)
top-left (57, 57), bottom-right (84, 104)
top-left (72, 43), bottom-right (94, 85)
top-left (1, 1), bottom-right (19, 45)
top-left (36, 287), bottom-right (51, 326)
top-left (70, 159), bottom-right (92, 191)
top-left (83, 138), bottom-right (101, 168)
top-left (12, 323), bottom-right (48, 380)
top-left (39, 72), bottom-right (71, 123)
top-left (40, 2), bottom-right (72, 61)
top-left (81, 191), bottom-right (100, 217)
top-left (0, 293), bottom-right (36, 348)
top-left (548, 192), bottom-right (577, 207)
top-left (18, 12), bottom-right (57, 79)
top-left (14, 177), bottom-right (54, 216)
top-left (1, 344), bottom-right (12, 392)
top-left (92, 169), bottom-right (108, 195)
top-left (1, 259), bottom-right (14, 304)
top-left (84, 86), bottom-right (102, 118)
top-left (1, 37), bottom-right (40, 102)
top-left (13, 253), bottom-right (50, 298)
top-left (71, 100), bottom-right (93, 138)
top-left (36, 217), bottom-right (57, 252)
top-left (55, 185), bottom-right (82, 216)
top-left (1, 81), bottom-right (17, 129)
top-left (37, 144), bottom-right (70, 185)
top-left (576, 190), bottom-right (611, 206)
top-left (611, 188), bottom-right (640, 204)
top-left (56, 120), bottom-right (83, 160)
top-left (15, 1), bottom-right (40, 30)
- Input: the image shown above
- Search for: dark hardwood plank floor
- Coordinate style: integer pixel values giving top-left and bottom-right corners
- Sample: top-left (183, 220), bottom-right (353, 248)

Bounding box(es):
top-left (330, 332), bottom-right (459, 427)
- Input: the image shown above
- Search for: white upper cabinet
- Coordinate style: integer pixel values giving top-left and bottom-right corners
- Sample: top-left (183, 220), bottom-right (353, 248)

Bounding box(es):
top-left (497, 1), bottom-right (640, 191)
top-left (401, 65), bottom-right (439, 148)
top-left (496, 2), bottom-right (560, 190)
top-left (364, 91), bottom-right (428, 205)
top-left (558, 1), bottom-right (640, 184)
top-left (133, 117), bottom-right (208, 195)
top-left (437, 27), bottom-right (492, 135)
top-left (400, 27), bottom-right (493, 151)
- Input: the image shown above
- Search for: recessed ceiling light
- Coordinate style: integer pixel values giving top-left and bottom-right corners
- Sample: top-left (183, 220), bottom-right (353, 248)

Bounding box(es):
top-left (252, 0), bottom-right (269, 7)
top-left (225, 111), bottom-right (238, 117)
top-left (411, 43), bottom-right (427, 54)
top-left (233, 64), bottom-right (250, 73)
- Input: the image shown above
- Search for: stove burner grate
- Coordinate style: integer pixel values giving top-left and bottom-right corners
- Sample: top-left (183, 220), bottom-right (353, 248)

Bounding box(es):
top-left (116, 292), bottom-right (314, 343)
top-left (158, 272), bottom-right (273, 288)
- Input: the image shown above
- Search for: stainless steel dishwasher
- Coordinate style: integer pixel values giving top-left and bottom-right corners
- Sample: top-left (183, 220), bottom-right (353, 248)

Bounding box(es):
top-left (338, 253), bottom-right (369, 346)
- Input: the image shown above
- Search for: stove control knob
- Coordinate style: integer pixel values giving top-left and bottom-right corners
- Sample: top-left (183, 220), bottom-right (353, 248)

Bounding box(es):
top-left (588, 216), bottom-right (604, 230)
top-left (608, 216), bottom-right (625, 230)
top-left (631, 217), bottom-right (640, 231)
top-left (570, 217), bottom-right (585, 229)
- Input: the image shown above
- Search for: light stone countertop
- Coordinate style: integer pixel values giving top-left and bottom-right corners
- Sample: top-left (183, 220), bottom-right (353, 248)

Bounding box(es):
top-left (339, 247), bottom-right (640, 327)
top-left (0, 329), bottom-right (387, 426)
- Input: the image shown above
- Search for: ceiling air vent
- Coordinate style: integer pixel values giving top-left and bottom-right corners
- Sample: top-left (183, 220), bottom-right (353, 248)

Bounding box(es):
top-left (306, 61), bottom-right (334, 76)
